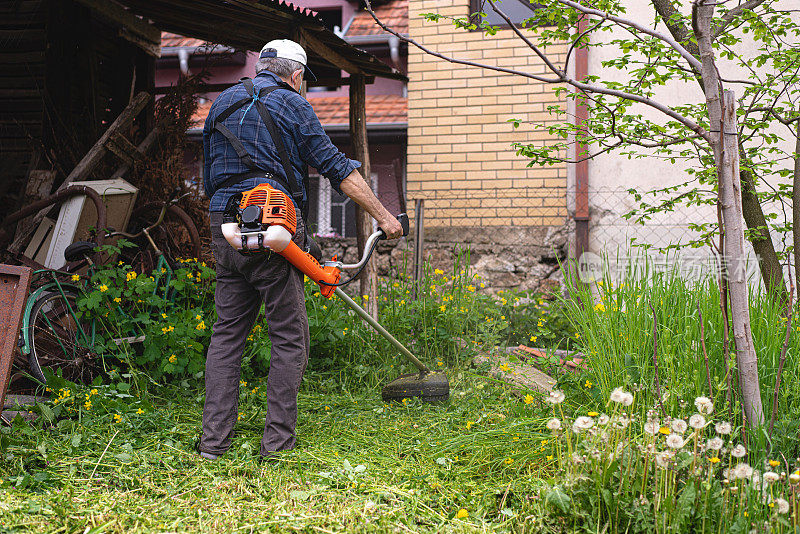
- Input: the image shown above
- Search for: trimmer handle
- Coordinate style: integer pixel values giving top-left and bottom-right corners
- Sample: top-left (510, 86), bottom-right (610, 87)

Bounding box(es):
top-left (378, 213), bottom-right (409, 240)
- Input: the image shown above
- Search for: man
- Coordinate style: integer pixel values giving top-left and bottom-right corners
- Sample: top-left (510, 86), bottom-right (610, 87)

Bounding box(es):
top-left (200, 39), bottom-right (402, 461)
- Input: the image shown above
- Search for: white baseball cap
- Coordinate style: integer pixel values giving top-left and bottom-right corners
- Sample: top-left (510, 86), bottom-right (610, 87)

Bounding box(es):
top-left (260, 39), bottom-right (317, 81)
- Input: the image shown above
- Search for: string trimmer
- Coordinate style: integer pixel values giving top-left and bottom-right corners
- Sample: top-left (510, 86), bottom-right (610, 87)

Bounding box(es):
top-left (221, 184), bottom-right (449, 402)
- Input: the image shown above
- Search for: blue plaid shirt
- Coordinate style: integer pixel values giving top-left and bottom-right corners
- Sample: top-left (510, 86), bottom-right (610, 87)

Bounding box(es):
top-left (203, 71), bottom-right (360, 213)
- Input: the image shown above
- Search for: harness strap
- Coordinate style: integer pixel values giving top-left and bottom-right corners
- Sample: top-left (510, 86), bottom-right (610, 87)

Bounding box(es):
top-left (211, 77), bottom-right (309, 221)
top-left (241, 78), bottom-right (309, 222)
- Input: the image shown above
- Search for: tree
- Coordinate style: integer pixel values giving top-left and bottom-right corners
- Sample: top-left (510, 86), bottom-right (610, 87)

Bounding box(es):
top-left (365, 0), bottom-right (800, 427)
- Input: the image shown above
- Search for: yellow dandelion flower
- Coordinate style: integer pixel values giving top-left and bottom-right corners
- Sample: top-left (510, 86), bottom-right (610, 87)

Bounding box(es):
top-left (434, 269), bottom-right (444, 275)
top-left (169, 354), bottom-right (177, 363)
top-left (456, 509), bottom-right (468, 519)
top-left (136, 408), bottom-right (144, 415)
top-left (594, 302), bottom-right (605, 312)
top-left (709, 457), bottom-right (720, 464)
top-left (467, 285), bottom-right (475, 292)
top-left (465, 421), bottom-right (473, 430)
top-left (240, 380), bottom-right (247, 387)
top-left (659, 427), bottom-right (671, 435)
top-left (71, 274), bottom-right (80, 282)
top-left (196, 321), bottom-right (206, 330)
top-left (161, 313), bottom-right (167, 319)
top-left (113, 297), bottom-right (121, 303)
top-left (113, 414), bottom-right (122, 423)
top-left (529, 335), bottom-right (537, 342)
top-left (195, 314), bottom-right (202, 320)
top-left (769, 459), bottom-right (780, 467)
top-left (504, 458), bottom-right (514, 465)
top-left (126, 271), bottom-right (137, 281)
top-left (523, 394), bottom-right (534, 404)
top-left (588, 411), bottom-right (599, 417)
top-left (439, 305), bottom-right (446, 312)
top-left (585, 380), bottom-right (593, 389)
top-left (90, 389), bottom-right (98, 395)
top-left (99, 284), bottom-right (108, 292)
top-left (84, 400), bottom-right (92, 410)
top-left (499, 363), bottom-right (510, 372)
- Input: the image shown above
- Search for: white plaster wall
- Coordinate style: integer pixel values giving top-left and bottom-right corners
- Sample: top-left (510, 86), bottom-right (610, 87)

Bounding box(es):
top-left (582, 1), bottom-right (799, 284)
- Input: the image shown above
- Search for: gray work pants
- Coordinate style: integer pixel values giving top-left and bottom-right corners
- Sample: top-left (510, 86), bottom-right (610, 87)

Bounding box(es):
top-left (200, 212), bottom-right (310, 457)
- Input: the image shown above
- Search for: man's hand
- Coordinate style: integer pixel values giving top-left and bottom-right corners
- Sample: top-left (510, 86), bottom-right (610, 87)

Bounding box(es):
top-left (340, 170), bottom-right (404, 239)
top-left (379, 216), bottom-right (403, 239)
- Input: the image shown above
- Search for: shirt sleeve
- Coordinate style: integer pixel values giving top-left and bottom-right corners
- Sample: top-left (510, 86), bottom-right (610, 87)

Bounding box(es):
top-left (288, 95), bottom-right (361, 194)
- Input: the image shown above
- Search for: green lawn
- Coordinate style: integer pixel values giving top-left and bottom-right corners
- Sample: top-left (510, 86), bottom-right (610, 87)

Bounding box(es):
top-left (1, 371), bottom-right (555, 533)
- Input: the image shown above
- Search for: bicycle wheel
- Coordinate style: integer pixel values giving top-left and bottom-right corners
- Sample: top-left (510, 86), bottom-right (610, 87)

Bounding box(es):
top-left (121, 204), bottom-right (201, 271)
top-left (27, 289), bottom-right (98, 385)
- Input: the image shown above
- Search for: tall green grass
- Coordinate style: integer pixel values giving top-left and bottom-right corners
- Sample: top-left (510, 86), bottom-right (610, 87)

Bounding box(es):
top-left (560, 258), bottom-right (800, 454)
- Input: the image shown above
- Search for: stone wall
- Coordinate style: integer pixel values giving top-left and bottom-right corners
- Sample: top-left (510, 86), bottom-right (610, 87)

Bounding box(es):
top-left (317, 221), bottom-right (571, 295)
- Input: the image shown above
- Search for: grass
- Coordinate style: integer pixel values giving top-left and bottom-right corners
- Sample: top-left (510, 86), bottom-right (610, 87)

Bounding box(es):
top-left (1, 371), bottom-right (556, 533)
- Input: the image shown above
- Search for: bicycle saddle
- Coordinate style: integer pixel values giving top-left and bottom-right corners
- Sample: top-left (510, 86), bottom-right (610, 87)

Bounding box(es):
top-left (64, 241), bottom-right (97, 262)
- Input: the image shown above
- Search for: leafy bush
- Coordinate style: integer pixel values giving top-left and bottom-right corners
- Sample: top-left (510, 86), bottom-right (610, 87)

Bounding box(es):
top-left (76, 245), bottom-right (215, 378)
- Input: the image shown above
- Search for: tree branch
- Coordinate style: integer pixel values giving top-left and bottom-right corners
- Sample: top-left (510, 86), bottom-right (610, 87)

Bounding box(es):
top-left (554, 0), bottom-right (703, 73)
top-left (650, 0), bottom-right (701, 59)
top-left (363, 0), bottom-right (711, 141)
top-left (713, 0), bottom-right (769, 38)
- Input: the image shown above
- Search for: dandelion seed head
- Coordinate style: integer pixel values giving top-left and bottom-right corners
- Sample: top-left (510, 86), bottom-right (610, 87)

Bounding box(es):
top-left (572, 416), bottom-right (594, 433)
top-left (546, 418), bottom-right (561, 431)
top-left (666, 434), bottom-right (684, 449)
top-left (546, 390), bottom-right (565, 404)
top-left (706, 437), bottom-right (724, 451)
top-left (776, 498), bottom-right (790, 514)
top-left (644, 420), bottom-right (660, 435)
top-left (694, 396), bottom-right (714, 415)
top-left (715, 421), bottom-right (732, 435)
top-left (763, 471), bottom-right (779, 484)
top-left (610, 387), bottom-right (631, 404)
top-left (733, 463), bottom-right (753, 480)
top-left (732, 444), bottom-right (747, 458)
top-left (689, 414), bottom-right (706, 429)
top-left (671, 419), bottom-right (688, 434)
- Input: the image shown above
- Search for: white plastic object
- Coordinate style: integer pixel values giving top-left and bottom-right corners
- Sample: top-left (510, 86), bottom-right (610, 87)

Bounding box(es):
top-left (221, 223), bottom-right (293, 252)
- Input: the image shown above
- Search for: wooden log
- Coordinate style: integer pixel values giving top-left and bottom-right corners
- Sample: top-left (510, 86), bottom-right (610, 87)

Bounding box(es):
top-left (349, 75), bottom-right (378, 320)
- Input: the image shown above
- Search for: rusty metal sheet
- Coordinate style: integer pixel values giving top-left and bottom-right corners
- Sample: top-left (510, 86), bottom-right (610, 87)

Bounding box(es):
top-left (0, 264), bottom-right (32, 412)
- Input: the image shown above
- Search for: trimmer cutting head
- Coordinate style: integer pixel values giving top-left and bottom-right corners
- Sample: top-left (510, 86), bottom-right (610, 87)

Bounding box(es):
top-left (382, 371), bottom-right (450, 403)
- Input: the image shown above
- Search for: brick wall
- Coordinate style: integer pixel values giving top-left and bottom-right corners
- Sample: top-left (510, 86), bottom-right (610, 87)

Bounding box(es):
top-left (407, 0), bottom-right (569, 228)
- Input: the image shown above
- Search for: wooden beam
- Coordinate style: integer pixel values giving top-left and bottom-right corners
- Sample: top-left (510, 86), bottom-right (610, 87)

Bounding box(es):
top-left (302, 29), bottom-right (362, 75)
top-left (8, 92), bottom-right (151, 254)
top-left (349, 74), bottom-right (378, 319)
top-left (75, 0), bottom-right (161, 56)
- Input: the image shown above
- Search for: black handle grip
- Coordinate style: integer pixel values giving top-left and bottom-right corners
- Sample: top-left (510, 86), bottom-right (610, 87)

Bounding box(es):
top-left (379, 213), bottom-right (410, 240)
top-left (398, 213), bottom-right (409, 236)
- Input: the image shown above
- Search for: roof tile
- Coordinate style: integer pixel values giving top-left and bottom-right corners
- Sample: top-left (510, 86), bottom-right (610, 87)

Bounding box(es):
top-left (346, 0), bottom-right (407, 37)
top-left (191, 94), bottom-right (407, 129)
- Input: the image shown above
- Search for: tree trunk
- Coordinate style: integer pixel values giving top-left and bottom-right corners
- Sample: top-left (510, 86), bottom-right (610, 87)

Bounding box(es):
top-left (719, 91), bottom-right (765, 426)
top-left (349, 75), bottom-right (379, 320)
top-left (793, 118), bottom-right (800, 288)
top-left (740, 168), bottom-right (787, 301)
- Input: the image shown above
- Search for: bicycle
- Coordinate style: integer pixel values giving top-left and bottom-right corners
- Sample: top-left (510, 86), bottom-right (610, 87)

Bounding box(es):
top-left (17, 192), bottom-right (200, 385)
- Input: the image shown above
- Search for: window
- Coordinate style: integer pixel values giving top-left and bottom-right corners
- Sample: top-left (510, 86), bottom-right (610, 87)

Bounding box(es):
top-left (469, 0), bottom-right (545, 29)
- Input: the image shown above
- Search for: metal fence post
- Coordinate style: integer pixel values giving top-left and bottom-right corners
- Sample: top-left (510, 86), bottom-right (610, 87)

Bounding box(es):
top-left (412, 198), bottom-right (425, 298)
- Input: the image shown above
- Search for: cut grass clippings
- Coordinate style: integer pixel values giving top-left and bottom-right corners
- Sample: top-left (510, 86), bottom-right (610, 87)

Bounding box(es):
top-left (1, 372), bottom-right (555, 533)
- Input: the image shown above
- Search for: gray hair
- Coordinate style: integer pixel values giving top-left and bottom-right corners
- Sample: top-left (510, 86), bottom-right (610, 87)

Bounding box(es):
top-left (255, 52), bottom-right (304, 79)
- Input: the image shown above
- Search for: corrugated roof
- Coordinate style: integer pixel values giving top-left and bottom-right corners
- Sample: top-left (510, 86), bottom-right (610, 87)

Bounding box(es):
top-left (119, 0), bottom-right (406, 82)
top-left (191, 94), bottom-right (407, 129)
top-left (346, 0), bottom-right (407, 37)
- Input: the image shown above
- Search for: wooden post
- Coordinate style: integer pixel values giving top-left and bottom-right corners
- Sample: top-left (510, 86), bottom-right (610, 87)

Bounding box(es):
top-left (349, 75), bottom-right (378, 319)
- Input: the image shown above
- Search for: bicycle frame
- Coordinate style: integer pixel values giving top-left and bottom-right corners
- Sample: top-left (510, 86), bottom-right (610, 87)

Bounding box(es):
top-left (19, 272), bottom-right (87, 357)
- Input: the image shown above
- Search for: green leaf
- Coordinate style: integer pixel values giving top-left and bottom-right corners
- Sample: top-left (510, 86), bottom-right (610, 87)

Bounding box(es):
top-left (545, 486), bottom-right (571, 513)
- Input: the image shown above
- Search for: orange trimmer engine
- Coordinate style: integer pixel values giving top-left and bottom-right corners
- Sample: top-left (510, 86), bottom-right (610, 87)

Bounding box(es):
top-left (221, 183), bottom-right (341, 297)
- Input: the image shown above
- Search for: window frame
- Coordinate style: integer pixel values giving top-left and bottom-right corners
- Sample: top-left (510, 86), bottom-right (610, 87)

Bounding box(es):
top-left (467, 0), bottom-right (549, 31)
